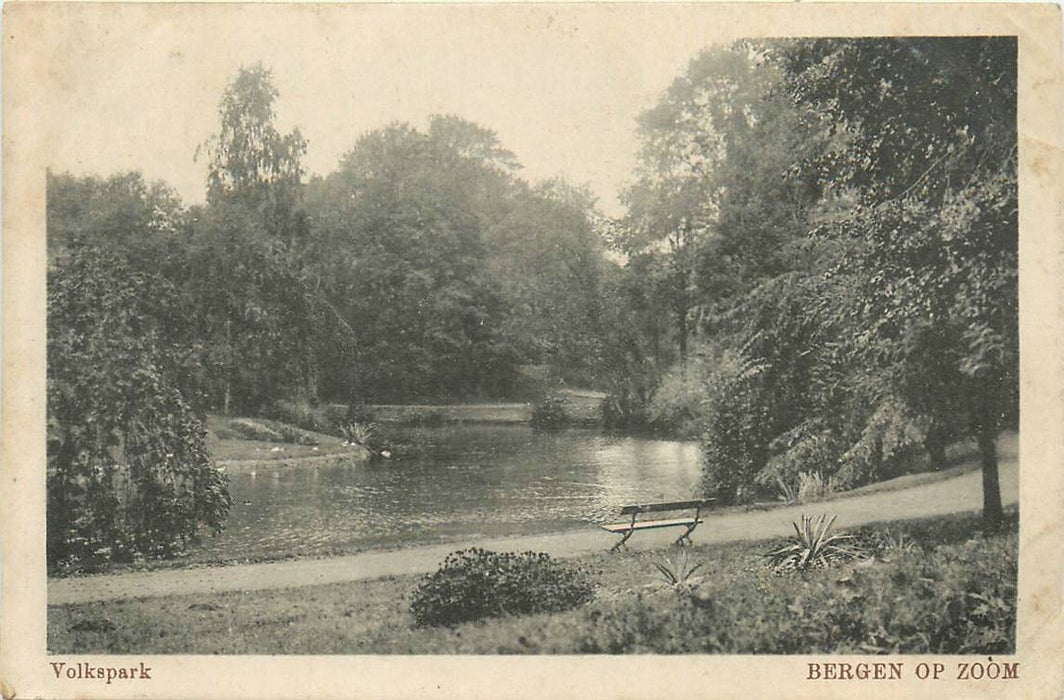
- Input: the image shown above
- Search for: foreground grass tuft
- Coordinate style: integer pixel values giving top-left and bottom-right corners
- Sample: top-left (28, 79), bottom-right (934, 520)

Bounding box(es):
top-left (48, 510), bottom-right (1016, 655)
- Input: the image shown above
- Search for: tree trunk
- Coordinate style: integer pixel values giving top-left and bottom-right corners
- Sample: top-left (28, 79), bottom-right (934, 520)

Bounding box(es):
top-left (223, 317), bottom-right (232, 416)
top-left (676, 266), bottom-right (689, 394)
top-left (977, 429), bottom-right (1003, 531)
top-left (678, 301), bottom-right (688, 388)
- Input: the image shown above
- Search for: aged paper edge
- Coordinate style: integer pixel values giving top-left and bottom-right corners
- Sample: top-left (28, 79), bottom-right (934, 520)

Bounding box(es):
top-left (2, 3), bottom-right (1062, 699)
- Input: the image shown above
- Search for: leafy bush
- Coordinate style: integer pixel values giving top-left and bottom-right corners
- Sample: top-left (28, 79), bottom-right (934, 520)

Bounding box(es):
top-left (531, 394), bottom-right (571, 429)
top-left (600, 392), bottom-right (650, 432)
top-left (700, 352), bottom-right (771, 504)
top-left (765, 514), bottom-right (861, 573)
top-left (409, 549), bottom-right (596, 627)
top-left (648, 362), bottom-right (708, 438)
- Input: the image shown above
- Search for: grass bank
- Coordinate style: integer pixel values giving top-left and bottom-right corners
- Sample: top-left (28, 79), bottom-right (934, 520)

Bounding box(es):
top-left (49, 510), bottom-right (1016, 655)
top-left (205, 414), bottom-right (371, 468)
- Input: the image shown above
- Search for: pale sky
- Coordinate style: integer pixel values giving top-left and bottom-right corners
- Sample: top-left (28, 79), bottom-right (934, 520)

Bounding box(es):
top-left (37, 4), bottom-right (742, 216)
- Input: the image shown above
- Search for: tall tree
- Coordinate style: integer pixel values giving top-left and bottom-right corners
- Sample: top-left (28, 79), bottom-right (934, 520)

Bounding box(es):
top-left (625, 45), bottom-right (822, 383)
top-left (192, 64), bottom-right (355, 412)
top-left (305, 119), bottom-right (518, 401)
top-left (485, 179), bottom-right (608, 385)
top-left (774, 37), bottom-right (1018, 527)
top-left (199, 63), bottom-right (308, 246)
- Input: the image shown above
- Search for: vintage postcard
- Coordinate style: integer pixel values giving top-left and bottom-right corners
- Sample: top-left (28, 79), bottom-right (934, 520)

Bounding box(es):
top-left (2, 2), bottom-right (1062, 699)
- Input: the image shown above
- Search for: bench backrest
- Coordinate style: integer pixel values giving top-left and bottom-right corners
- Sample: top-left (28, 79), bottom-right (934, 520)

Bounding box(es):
top-left (620, 499), bottom-right (715, 515)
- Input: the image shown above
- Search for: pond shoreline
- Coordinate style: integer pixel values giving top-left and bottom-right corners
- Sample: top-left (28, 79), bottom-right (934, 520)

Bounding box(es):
top-left (49, 435), bottom-right (1015, 585)
top-left (47, 456), bottom-right (1018, 604)
top-left (215, 447), bottom-right (373, 471)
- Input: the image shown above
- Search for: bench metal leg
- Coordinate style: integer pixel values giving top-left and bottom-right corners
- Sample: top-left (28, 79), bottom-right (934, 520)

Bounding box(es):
top-left (610, 513), bottom-right (638, 553)
top-left (674, 521), bottom-right (699, 547)
top-left (675, 507), bottom-right (703, 547)
top-left (610, 529), bottom-right (634, 552)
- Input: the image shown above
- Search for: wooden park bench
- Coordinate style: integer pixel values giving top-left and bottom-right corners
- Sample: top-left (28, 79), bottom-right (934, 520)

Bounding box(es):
top-left (600, 499), bottom-right (715, 552)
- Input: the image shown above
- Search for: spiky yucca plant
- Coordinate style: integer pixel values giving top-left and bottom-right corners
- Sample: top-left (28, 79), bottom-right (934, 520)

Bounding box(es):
top-left (653, 549), bottom-right (704, 594)
top-left (765, 514), bottom-right (859, 573)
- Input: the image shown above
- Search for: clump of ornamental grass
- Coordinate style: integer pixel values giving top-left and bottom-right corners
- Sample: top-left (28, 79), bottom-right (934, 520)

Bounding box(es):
top-left (765, 514), bottom-right (861, 574)
top-left (340, 421), bottom-right (378, 449)
top-left (652, 549), bottom-right (705, 596)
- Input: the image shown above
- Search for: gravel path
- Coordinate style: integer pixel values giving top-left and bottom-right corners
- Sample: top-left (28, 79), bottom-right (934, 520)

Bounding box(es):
top-left (49, 455), bottom-right (1017, 606)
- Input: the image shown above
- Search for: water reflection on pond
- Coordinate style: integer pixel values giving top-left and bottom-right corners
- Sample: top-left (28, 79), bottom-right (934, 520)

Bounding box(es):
top-left (191, 425), bottom-right (703, 562)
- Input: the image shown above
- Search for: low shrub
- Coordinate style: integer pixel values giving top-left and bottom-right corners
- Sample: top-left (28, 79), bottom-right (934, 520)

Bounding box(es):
top-left (774, 471), bottom-right (842, 503)
top-left (226, 418), bottom-right (319, 446)
top-left (227, 418), bottom-right (285, 443)
top-left (268, 400), bottom-right (340, 437)
top-left (531, 394), bottom-right (570, 429)
top-left (266, 421), bottom-right (319, 446)
top-left (873, 529), bottom-right (922, 561)
top-left (797, 472), bottom-right (839, 502)
top-left (648, 364), bottom-right (708, 438)
top-left (409, 548), bottom-right (596, 628)
top-left (210, 425), bottom-right (244, 442)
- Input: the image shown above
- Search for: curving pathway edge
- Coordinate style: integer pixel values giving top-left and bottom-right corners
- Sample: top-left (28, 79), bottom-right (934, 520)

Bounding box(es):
top-left (49, 456), bottom-right (1017, 606)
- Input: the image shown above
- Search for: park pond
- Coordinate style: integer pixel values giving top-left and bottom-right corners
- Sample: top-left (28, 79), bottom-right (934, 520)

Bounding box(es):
top-left (188, 425), bottom-right (703, 563)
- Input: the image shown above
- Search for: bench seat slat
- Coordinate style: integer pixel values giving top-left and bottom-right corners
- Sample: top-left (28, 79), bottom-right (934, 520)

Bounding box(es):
top-left (600, 517), bottom-right (704, 533)
top-left (620, 499), bottom-right (714, 515)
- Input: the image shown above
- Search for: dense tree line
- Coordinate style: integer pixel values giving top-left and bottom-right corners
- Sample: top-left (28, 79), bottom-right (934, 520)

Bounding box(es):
top-left (47, 38), bottom-right (1017, 568)
top-left (47, 64), bottom-right (614, 566)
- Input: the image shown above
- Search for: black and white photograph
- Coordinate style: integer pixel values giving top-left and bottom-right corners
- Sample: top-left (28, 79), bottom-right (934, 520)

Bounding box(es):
top-left (2, 3), bottom-right (1062, 699)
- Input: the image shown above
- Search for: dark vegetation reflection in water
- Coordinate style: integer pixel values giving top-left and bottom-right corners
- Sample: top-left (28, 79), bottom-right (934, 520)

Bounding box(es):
top-left (191, 425), bottom-right (702, 562)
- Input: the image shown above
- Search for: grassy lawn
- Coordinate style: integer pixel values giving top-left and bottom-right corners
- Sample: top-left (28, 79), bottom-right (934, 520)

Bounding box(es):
top-left (49, 510), bottom-right (1016, 655)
